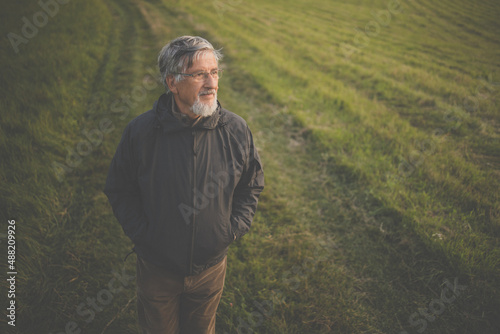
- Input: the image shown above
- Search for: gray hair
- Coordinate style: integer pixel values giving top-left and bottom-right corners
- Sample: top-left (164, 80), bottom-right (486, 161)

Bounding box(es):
top-left (158, 36), bottom-right (223, 93)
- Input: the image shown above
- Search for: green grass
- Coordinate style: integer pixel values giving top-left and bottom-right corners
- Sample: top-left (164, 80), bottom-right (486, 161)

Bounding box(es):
top-left (1, 0), bottom-right (499, 333)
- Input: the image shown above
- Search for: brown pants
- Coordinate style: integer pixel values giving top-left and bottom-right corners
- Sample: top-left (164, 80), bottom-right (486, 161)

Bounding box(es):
top-left (136, 256), bottom-right (227, 334)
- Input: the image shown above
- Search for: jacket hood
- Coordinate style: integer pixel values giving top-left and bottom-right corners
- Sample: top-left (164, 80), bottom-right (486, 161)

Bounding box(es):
top-left (154, 93), bottom-right (223, 133)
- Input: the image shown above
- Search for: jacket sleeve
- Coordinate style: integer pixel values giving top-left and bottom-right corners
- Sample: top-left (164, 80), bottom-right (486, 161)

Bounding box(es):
top-left (104, 123), bottom-right (148, 244)
top-left (230, 125), bottom-right (265, 239)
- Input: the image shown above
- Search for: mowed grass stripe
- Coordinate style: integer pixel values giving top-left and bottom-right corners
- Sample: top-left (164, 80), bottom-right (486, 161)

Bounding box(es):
top-left (354, 14), bottom-right (495, 77)
top-left (415, 0), bottom-right (500, 44)
top-left (435, 0), bottom-right (499, 25)
top-left (382, 2), bottom-right (498, 62)
top-left (226, 0), bottom-right (491, 114)
top-left (224, 0), bottom-right (495, 105)
top-left (412, 1), bottom-right (500, 64)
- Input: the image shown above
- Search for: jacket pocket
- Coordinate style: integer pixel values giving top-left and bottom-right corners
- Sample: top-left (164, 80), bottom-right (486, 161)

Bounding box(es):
top-left (194, 216), bottom-right (233, 264)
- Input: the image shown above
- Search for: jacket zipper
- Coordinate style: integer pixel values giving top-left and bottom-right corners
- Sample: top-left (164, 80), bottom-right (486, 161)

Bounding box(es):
top-left (189, 130), bottom-right (197, 275)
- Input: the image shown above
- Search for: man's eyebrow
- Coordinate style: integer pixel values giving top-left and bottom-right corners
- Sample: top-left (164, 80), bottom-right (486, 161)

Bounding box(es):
top-left (188, 68), bottom-right (218, 73)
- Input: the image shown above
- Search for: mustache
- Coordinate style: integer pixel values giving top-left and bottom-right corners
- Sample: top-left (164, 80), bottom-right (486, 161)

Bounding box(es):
top-left (199, 89), bottom-right (216, 96)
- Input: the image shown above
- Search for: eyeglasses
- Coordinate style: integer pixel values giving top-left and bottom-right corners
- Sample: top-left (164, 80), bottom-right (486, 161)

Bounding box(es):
top-left (173, 69), bottom-right (223, 82)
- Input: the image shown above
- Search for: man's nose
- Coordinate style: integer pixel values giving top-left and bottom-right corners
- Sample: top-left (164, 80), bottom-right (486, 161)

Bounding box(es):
top-left (204, 74), bottom-right (218, 89)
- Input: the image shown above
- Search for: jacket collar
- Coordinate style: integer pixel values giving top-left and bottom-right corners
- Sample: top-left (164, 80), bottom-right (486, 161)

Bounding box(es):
top-left (154, 93), bottom-right (223, 133)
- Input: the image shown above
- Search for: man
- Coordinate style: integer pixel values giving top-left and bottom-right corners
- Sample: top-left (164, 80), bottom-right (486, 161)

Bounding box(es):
top-left (104, 36), bottom-right (264, 333)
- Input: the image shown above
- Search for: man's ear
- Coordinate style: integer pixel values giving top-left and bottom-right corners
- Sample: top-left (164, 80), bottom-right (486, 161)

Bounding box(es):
top-left (166, 75), bottom-right (178, 94)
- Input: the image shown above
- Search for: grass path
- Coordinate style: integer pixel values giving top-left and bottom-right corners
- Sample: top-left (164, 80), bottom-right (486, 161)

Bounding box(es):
top-left (1, 0), bottom-right (161, 332)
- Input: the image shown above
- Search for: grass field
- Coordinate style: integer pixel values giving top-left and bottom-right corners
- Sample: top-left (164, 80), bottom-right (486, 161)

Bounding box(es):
top-left (1, 0), bottom-right (499, 333)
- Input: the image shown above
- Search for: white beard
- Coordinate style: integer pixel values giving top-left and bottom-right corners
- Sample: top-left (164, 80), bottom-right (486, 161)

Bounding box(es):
top-left (190, 91), bottom-right (218, 117)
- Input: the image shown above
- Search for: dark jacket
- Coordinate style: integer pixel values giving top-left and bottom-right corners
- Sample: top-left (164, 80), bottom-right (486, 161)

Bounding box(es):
top-left (104, 93), bottom-right (264, 276)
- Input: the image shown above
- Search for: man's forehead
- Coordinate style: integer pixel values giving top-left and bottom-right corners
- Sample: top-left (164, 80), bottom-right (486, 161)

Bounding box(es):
top-left (187, 52), bottom-right (218, 70)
